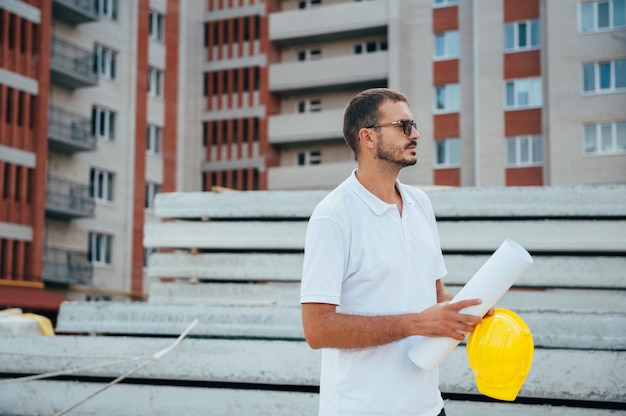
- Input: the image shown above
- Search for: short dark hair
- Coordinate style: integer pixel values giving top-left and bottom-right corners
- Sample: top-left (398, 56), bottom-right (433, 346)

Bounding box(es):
top-left (343, 88), bottom-right (409, 156)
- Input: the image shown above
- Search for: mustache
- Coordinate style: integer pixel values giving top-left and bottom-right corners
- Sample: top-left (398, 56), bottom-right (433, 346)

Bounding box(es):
top-left (405, 141), bottom-right (418, 149)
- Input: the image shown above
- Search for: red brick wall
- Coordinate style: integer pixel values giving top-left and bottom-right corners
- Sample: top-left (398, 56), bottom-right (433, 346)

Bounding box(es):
top-left (504, 50), bottom-right (540, 79)
top-left (434, 167), bottom-right (460, 187)
top-left (503, 0), bottom-right (542, 187)
top-left (433, 59), bottom-right (459, 84)
top-left (504, 108), bottom-right (542, 136)
top-left (0, 9), bottom-right (39, 78)
top-left (433, 5), bottom-right (458, 32)
top-left (434, 113), bottom-right (460, 139)
top-left (162, 0), bottom-right (180, 193)
top-left (506, 166), bottom-right (543, 186)
top-left (432, 3), bottom-right (459, 186)
top-left (203, 9), bottom-right (269, 190)
top-left (504, 0), bottom-right (539, 21)
top-left (0, 0), bottom-right (50, 284)
top-left (130, 0), bottom-right (150, 295)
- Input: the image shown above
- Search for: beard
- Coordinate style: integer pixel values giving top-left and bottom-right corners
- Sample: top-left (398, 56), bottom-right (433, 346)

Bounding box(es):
top-left (375, 134), bottom-right (418, 168)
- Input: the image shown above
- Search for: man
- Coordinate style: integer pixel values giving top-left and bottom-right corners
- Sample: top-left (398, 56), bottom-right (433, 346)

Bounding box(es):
top-left (300, 88), bottom-right (484, 416)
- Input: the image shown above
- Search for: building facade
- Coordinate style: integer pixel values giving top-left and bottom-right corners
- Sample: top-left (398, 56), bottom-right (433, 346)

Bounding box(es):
top-left (254, 0), bottom-right (624, 189)
top-left (0, 0), bottom-right (186, 316)
top-left (1, 0), bottom-right (624, 315)
top-left (0, 0), bottom-right (54, 315)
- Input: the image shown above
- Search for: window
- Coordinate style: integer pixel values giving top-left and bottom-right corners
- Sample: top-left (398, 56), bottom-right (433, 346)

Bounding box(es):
top-left (297, 98), bottom-right (321, 113)
top-left (354, 40), bottom-right (388, 54)
top-left (433, 0), bottom-right (457, 6)
top-left (583, 59), bottom-right (626, 93)
top-left (144, 247), bottom-right (156, 268)
top-left (88, 232), bottom-right (112, 266)
top-left (147, 124), bottom-right (162, 154)
top-left (145, 182), bottom-right (161, 211)
top-left (506, 135), bottom-right (543, 166)
top-left (297, 150), bottom-right (321, 166)
top-left (581, 0), bottom-right (626, 32)
top-left (94, 45), bottom-right (117, 80)
top-left (95, 0), bottom-right (117, 19)
top-left (149, 10), bottom-right (164, 41)
top-left (505, 19), bottom-right (540, 52)
top-left (297, 48), bottom-right (321, 61)
top-left (434, 84), bottom-right (460, 112)
top-left (434, 30), bottom-right (459, 59)
top-left (148, 67), bottom-right (163, 97)
top-left (435, 138), bottom-right (460, 167)
top-left (91, 106), bottom-right (116, 141)
top-left (505, 77), bottom-right (542, 109)
top-left (584, 121), bottom-right (626, 155)
top-left (299, 0), bottom-right (321, 9)
top-left (90, 168), bottom-right (114, 202)
top-left (16, 91), bottom-right (24, 127)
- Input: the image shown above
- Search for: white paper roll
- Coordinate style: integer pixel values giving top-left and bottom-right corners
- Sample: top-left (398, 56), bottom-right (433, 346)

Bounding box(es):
top-left (408, 239), bottom-right (533, 370)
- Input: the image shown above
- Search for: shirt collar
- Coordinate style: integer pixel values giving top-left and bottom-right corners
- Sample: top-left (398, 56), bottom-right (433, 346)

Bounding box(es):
top-left (347, 169), bottom-right (403, 216)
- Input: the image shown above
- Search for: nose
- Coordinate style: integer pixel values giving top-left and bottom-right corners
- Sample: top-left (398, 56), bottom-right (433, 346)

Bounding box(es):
top-left (411, 127), bottom-right (420, 141)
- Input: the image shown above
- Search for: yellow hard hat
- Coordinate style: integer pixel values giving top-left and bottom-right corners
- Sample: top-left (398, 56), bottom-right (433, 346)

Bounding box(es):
top-left (466, 308), bottom-right (533, 401)
top-left (22, 312), bottom-right (55, 336)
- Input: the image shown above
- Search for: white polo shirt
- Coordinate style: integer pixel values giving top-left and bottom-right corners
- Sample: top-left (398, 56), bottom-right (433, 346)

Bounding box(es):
top-left (301, 171), bottom-right (447, 416)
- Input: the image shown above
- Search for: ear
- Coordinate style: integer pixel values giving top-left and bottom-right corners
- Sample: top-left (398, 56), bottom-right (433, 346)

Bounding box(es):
top-left (358, 127), bottom-right (376, 150)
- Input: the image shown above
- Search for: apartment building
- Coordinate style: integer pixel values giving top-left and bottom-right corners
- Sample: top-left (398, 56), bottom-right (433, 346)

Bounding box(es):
top-left (1, 0), bottom-right (624, 317)
top-left (199, 0), bottom-right (277, 190)
top-left (0, 0), bottom-right (54, 316)
top-left (0, 0), bottom-right (188, 317)
top-left (256, 0), bottom-right (625, 188)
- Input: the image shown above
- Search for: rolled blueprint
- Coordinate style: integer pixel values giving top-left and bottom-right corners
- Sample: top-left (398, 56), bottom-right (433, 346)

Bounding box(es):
top-left (408, 239), bottom-right (533, 370)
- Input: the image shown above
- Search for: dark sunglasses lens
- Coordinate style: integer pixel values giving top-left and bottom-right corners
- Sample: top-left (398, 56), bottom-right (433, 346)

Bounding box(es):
top-left (403, 121), bottom-right (414, 135)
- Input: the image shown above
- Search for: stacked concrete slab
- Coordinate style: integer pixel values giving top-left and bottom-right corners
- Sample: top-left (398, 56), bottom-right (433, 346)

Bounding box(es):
top-left (1, 186), bottom-right (625, 415)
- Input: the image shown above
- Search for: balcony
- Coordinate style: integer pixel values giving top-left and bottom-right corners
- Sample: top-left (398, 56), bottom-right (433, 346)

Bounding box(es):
top-left (43, 247), bottom-right (93, 285)
top-left (48, 106), bottom-right (96, 154)
top-left (50, 37), bottom-right (98, 89)
top-left (269, 109), bottom-right (343, 145)
top-left (45, 176), bottom-right (95, 220)
top-left (52, 0), bottom-right (98, 25)
top-left (268, 161), bottom-right (356, 190)
top-left (270, 52), bottom-right (388, 95)
top-left (270, 0), bottom-right (387, 45)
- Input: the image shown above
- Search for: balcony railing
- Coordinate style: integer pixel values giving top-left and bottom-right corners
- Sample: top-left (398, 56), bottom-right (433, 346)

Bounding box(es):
top-left (268, 161), bottom-right (357, 190)
top-left (269, 109), bottom-right (344, 145)
top-left (43, 247), bottom-right (93, 285)
top-left (50, 37), bottom-right (98, 89)
top-left (52, 0), bottom-right (98, 25)
top-left (48, 106), bottom-right (96, 154)
top-left (270, 0), bottom-right (387, 45)
top-left (269, 52), bottom-right (388, 95)
top-left (45, 176), bottom-right (95, 220)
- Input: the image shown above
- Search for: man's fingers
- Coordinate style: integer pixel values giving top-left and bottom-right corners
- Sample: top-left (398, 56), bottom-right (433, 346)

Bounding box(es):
top-left (449, 298), bottom-right (482, 310)
top-left (460, 313), bottom-right (483, 324)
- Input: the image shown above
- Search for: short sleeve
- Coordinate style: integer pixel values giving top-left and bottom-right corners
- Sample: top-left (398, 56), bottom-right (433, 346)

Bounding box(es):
top-left (300, 217), bottom-right (349, 305)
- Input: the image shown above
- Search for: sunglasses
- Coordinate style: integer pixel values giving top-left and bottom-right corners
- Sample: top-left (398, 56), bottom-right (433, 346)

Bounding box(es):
top-left (366, 119), bottom-right (417, 136)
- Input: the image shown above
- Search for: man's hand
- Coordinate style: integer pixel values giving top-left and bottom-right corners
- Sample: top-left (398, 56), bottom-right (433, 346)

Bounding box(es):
top-left (410, 299), bottom-right (483, 341)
